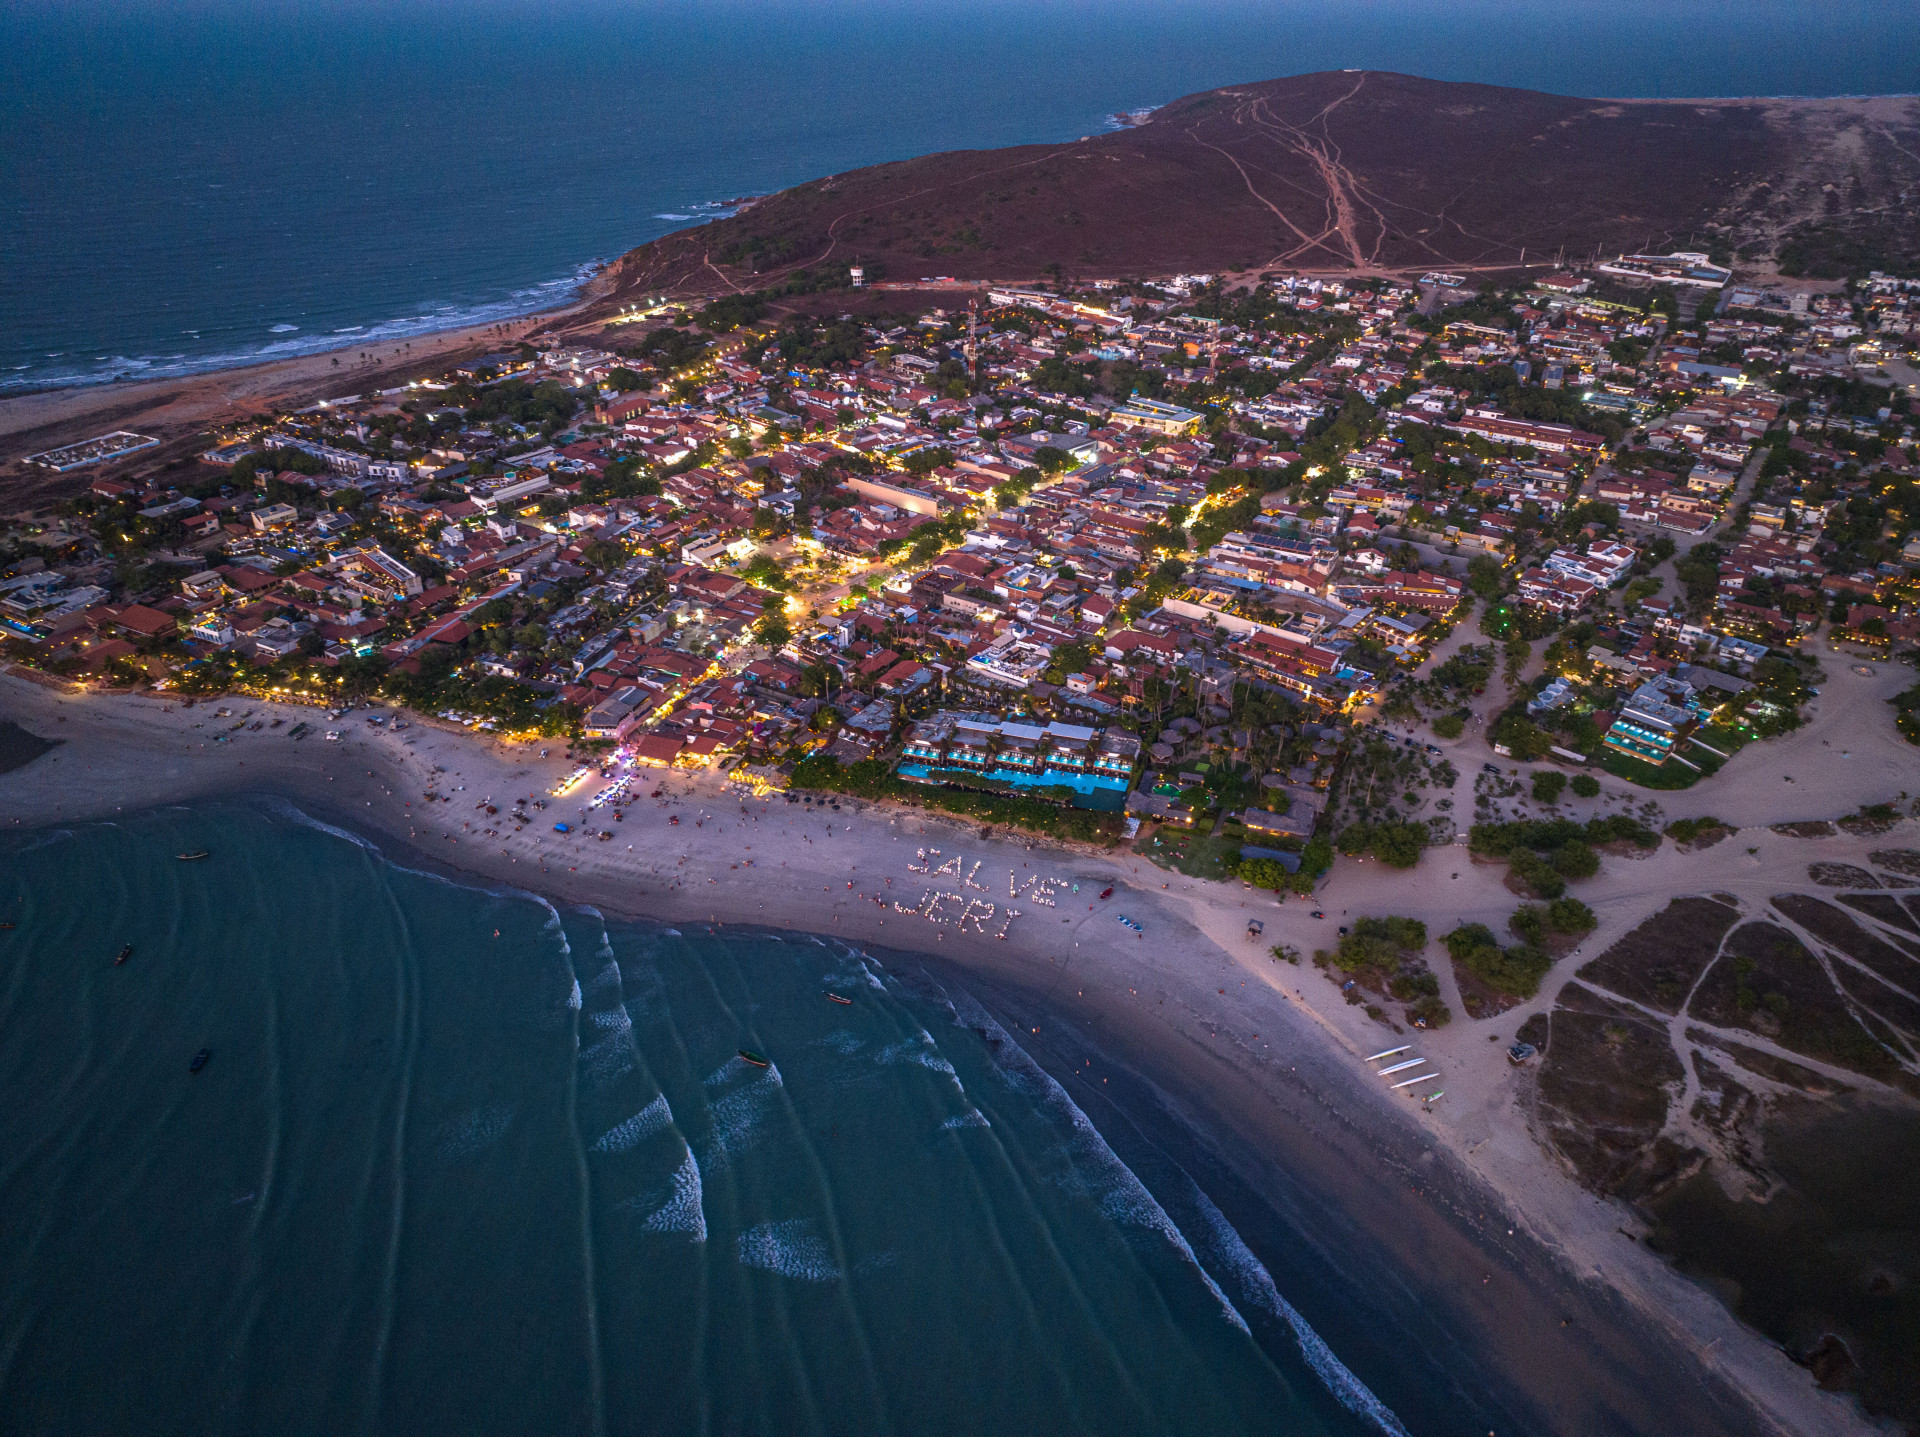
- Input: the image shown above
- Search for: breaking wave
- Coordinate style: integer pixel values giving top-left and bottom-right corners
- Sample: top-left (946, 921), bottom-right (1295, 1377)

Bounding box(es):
top-left (592, 1094), bottom-right (672, 1153)
top-left (949, 991), bottom-right (1247, 1333)
top-left (642, 1148), bottom-right (707, 1241)
top-left (737, 1219), bottom-right (839, 1282)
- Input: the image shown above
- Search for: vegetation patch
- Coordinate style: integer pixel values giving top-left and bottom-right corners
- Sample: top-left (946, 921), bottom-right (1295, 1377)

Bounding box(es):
top-left (1313, 916), bottom-right (1449, 1028)
top-left (1575, 895), bottom-right (1740, 1013)
top-left (1771, 894), bottom-right (1920, 991)
top-left (1840, 894), bottom-right (1920, 937)
top-left (1442, 922), bottom-right (1551, 1016)
top-left (1508, 897), bottom-right (1597, 956)
top-left (1809, 862), bottom-right (1880, 889)
top-left (1771, 820), bottom-right (1837, 838)
top-left (1529, 981), bottom-right (1692, 1199)
top-left (1686, 1029), bottom-right (1852, 1096)
top-left (1870, 849), bottom-right (1920, 879)
top-left (1837, 805), bottom-right (1904, 837)
top-left (1664, 815), bottom-right (1732, 851)
top-left (1640, 1095), bottom-right (1920, 1430)
top-left (1690, 922), bottom-right (1901, 1084)
top-left (1470, 814), bottom-right (1655, 897)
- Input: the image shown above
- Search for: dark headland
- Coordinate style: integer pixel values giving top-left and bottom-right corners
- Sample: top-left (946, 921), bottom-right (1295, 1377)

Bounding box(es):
top-left (595, 70), bottom-right (1920, 306)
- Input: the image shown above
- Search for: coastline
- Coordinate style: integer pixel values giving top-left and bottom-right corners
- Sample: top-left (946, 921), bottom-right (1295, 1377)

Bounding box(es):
top-left (0, 670), bottom-right (1890, 1436)
top-left (0, 273), bottom-right (612, 478)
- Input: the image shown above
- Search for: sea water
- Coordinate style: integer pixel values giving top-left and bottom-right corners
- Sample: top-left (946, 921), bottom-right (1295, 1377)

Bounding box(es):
top-left (0, 801), bottom-right (1406, 1435)
top-left (6, 0), bottom-right (1920, 393)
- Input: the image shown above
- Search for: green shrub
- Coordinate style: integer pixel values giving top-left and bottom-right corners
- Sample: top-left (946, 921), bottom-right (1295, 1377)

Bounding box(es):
top-left (1239, 857), bottom-right (1293, 890)
top-left (1663, 815), bottom-right (1728, 845)
top-left (1432, 713), bottom-right (1465, 739)
top-left (1509, 904), bottom-right (1548, 944)
top-left (1405, 994), bottom-right (1452, 1028)
top-left (1551, 840), bottom-right (1599, 879)
top-left (1570, 773), bottom-right (1601, 798)
top-left (1509, 851), bottom-right (1567, 899)
top-left (1546, 896), bottom-right (1597, 933)
top-left (1328, 915), bottom-right (1428, 971)
top-left (1368, 821), bottom-right (1427, 868)
top-left (1444, 923), bottom-right (1554, 998)
top-left (1531, 770), bottom-right (1568, 803)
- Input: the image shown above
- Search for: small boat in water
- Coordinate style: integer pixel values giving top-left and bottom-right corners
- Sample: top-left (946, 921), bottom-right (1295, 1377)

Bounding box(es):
top-left (114, 944), bottom-right (133, 966)
top-left (737, 1048), bottom-right (770, 1067)
top-left (825, 992), bottom-right (851, 1005)
top-left (176, 851), bottom-right (209, 861)
top-left (189, 1048), bottom-right (210, 1074)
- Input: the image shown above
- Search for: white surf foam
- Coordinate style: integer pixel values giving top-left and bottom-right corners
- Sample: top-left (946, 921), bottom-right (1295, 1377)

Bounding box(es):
top-left (950, 992), bottom-right (1248, 1333)
top-left (710, 1069), bottom-right (782, 1153)
top-left (11, 828), bottom-right (74, 855)
top-left (580, 1032), bottom-right (637, 1085)
top-left (737, 1219), bottom-right (839, 1282)
top-left (941, 1110), bottom-right (991, 1130)
top-left (592, 1093), bottom-right (672, 1153)
top-left (642, 1148), bottom-right (707, 1241)
top-left (269, 799), bottom-right (379, 853)
top-left (1185, 1184), bottom-right (1411, 1435)
top-left (566, 977), bottom-right (582, 1010)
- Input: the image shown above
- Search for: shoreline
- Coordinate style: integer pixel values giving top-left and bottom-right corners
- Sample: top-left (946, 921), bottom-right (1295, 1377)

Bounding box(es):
top-left (0, 670), bottom-right (1890, 1435)
top-left (0, 274), bottom-right (613, 479)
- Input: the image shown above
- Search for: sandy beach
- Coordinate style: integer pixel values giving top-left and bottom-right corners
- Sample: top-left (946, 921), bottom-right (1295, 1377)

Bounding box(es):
top-left (0, 278), bottom-right (616, 498)
top-left (7, 669), bottom-right (1910, 1432)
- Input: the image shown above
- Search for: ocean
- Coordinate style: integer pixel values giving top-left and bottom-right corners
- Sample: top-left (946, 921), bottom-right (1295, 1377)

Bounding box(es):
top-left (0, 800), bottom-right (1418, 1435)
top-left (6, 0), bottom-right (1920, 395)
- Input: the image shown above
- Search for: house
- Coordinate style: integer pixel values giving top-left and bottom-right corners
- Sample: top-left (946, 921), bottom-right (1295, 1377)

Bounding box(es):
top-left (1602, 677), bottom-right (1703, 766)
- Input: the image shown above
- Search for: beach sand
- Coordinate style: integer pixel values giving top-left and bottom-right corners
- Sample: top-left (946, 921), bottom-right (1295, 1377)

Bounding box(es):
top-left (6, 669), bottom-right (1905, 1433)
top-left (0, 276), bottom-right (618, 495)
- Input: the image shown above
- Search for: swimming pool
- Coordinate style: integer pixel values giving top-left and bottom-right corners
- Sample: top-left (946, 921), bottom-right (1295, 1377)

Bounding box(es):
top-left (895, 764), bottom-right (1131, 811)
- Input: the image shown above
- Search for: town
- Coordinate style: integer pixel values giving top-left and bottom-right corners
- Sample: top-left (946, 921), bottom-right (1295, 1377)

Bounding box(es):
top-left (5, 257), bottom-right (1918, 904)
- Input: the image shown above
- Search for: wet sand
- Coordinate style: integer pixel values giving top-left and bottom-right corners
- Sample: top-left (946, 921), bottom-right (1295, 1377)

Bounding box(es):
top-left (5, 672), bottom-right (1896, 1434)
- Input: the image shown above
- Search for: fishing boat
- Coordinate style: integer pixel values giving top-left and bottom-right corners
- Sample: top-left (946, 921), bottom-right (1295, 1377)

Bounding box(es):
top-left (114, 944), bottom-right (133, 966)
top-left (189, 1048), bottom-right (210, 1074)
top-left (0, 922), bottom-right (14, 931)
top-left (824, 992), bottom-right (851, 1005)
top-left (176, 851), bottom-right (209, 861)
top-left (737, 1048), bottom-right (770, 1067)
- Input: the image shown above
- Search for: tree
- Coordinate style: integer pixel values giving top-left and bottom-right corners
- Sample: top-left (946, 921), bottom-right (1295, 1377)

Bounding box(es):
top-left (901, 447), bottom-right (955, 476)
top-left (1531, 770), bottom-right (1568, 804)
top-left (1570, 773), bottom-right (1601, 799)
top-left (1466, 554), bottom-right (1506, 599)
top-left (1239, 858), bottom-right (1293, 890)
top-left (1033, 445), bottom-right (1074, 475)
top-left (1368, 822), bottom-right (1426, 868)
top-left (754, 614), bottom-right (793, 650)
top-left (1432, 713), bottom-right (1465, 740)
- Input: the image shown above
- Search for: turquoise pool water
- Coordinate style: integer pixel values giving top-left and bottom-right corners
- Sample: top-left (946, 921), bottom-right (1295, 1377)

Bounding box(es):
top-left (897, 764), bottom-right (1130, 811)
